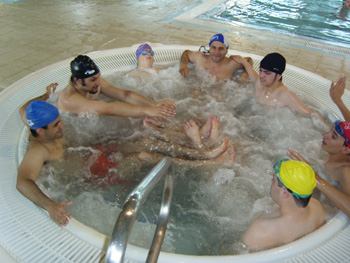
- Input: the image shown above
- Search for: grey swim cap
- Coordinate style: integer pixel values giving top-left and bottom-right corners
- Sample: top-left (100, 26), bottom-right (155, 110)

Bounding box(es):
top-left (70, 55), bottom-right (100, 79)
top-left (260, 53), bottom-right (286, 74)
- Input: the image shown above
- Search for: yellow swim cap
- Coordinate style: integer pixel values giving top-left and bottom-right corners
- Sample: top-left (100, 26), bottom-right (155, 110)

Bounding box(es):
top-left (273, 159), bottom-right (316, 198)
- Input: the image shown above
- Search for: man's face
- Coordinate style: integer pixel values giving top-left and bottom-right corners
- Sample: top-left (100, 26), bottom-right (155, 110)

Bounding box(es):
top-left (138, 49), bottom-right (154, 65)
top-left (81, 72), bottom-right (101, 94)
top-left (209, 41), bottom-right (228, 63)
top-left (322, 127), bottom-right (346, 154)
top-left (259, 68), bottom-right (281, 87)
top-left (44, 116), bottom-right (64, 140)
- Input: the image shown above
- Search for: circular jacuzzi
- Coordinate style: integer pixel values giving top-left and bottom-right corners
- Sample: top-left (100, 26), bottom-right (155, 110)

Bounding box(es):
top-left (0, 44), bottom-right (349, 263)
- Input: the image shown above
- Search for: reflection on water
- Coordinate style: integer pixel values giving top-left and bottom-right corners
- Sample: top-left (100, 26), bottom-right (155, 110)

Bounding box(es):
top-left (37, 65), bottom-right (338, 255)
top-left (199, 0), bottom-right (350, 48)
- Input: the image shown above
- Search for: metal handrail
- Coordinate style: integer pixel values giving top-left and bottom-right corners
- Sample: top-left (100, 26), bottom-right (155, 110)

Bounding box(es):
top-left (105, 157), bottom-right (174, 263)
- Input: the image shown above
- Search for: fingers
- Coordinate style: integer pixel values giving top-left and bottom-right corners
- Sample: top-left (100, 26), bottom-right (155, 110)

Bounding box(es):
top-left (51, 201), bottom-right (73, 226)
top-left (46, 83), bottom-right (58, 94)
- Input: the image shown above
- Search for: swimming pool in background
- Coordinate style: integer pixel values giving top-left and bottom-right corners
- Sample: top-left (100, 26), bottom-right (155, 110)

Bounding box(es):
top-left (198, 0), bottom-right (350, 48)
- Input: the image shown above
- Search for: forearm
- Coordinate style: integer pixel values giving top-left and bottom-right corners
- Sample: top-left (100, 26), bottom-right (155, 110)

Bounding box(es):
top-left (107, 101), bottom-right (152, 117)
top-left (123, 90), bottom-right (156, 107)
top-left (240, 59), bottom-right (258, 79)
top-left (180, 50), bottom-right (190, 69)
top-left (16, 178), bottom-right (54, 211)
top-left (335, 100), bottom-right (350, 121)
top-left (316, 175), bottom-right (350, 216)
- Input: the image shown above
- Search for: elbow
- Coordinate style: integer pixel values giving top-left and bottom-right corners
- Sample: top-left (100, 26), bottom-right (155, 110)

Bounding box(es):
top-left (16, 180), bottom-right (24, 194)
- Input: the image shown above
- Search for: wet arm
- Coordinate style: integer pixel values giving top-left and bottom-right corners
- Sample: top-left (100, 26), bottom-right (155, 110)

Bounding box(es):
top-left (284, 91), bottom-right (314, 115)
top-left (330, 77), bottom-right (350, 121)
top-left (70, 96), bottom-right (175, 119)
top-left (179, 50), bottom-right (198, 78)
top-left (19, 83), bottom-right (58, 127)
top-left (315, 172), bottom-right (350, 216)
top-left (288, 149), bottom-right (350, 216)
top-left (100, 78), bottom-right (155, 106)
top-left (230, 55), bottom-right (258, 80)
top-left (16, 148), bottom-right (72, 226)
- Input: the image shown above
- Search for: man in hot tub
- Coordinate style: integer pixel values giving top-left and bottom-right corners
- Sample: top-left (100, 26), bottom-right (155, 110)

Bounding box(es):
top-left (243, 159), bottom-right (325, 252)
top-left (231, 52), bottom-right (317, 116)
top-left (17, 100), bottom-right (72, 227)
top-left (179, 33), bottom-right (253, 82)
top-left (57, 55), bottom-right (177, 119)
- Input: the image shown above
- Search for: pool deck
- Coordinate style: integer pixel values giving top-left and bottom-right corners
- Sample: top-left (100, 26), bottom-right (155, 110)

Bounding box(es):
top-left (0, 0), bottom-right (349, 93)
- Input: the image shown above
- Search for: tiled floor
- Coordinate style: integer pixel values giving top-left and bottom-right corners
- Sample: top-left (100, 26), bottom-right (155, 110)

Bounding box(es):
top-left (0, 0), bottom-right (349, 93)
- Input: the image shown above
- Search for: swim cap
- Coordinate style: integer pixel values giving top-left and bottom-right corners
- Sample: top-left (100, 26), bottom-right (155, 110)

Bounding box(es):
top-left (334, 120), bottom-right (350, 147)
top-left (70, 55), bottom-right (100, 79)
top-left (273, 159), bottom-right (316, 198)
top-left (260, 53), bottom-right (286, 74)
top-left (209, 34), bottom-right (229, 49)
top-left (26, 100), bottom-right (59, 129)
top-left (136, 44), bottom-right (153, 60)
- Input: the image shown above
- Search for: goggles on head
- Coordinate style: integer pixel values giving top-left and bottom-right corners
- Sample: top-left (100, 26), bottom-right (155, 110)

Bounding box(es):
top-left (137, 49), bottom-right (154, 57)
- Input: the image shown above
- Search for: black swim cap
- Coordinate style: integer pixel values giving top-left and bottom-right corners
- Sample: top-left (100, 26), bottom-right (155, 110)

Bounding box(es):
top-left (260, 53), bottom-right (286, 74)
top-left (70, 55), bottom-right (100, 79)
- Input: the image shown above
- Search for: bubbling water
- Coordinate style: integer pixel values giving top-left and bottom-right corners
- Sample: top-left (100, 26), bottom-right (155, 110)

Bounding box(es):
top-left (38, 64), bottom-right (338, 256)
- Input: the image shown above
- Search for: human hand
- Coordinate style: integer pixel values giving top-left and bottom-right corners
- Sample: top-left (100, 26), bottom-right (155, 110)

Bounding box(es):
top-left (47, 201), bottom-right (72, 226)
top-left (146, 105), bottom-right (176, 120)
top-left (46, 83), bottom-right (58, 97)
top-left (156, 98), bottom-right (177, 111)
top-left (229, 55), bottom-right (244, 64)
top-left (330, 77), bottom-right (346, 105)
top-left (287, 148), bottom-right (309, 164)
top-left (179, 66), bottom-right (189, 78)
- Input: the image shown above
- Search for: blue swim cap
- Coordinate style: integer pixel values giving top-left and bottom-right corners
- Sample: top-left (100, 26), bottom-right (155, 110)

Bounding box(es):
top-left (70, 55), bottom-right (100, 79)
top-left (136, 44), bottom-right (153, 60)
top-left (26, 101), bottom-right (59, 129)
top-left (209, 34), bottom-right (229, 49)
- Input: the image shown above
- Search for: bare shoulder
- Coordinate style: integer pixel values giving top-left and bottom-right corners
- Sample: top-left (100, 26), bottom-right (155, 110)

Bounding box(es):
top-left (340, 166), bottom-right (350, 195)
top-left (244, 217), bottom-right (283, 251)
top-left (190, 51), bottom-right (208, 63)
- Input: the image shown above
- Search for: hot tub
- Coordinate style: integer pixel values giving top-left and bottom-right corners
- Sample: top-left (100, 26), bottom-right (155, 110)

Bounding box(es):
top-left (0, 44), bottom-right (349, 263)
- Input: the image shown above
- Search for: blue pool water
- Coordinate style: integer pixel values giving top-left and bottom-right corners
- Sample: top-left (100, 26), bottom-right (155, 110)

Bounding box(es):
top-left (199, 0), bottom-right (350, 48)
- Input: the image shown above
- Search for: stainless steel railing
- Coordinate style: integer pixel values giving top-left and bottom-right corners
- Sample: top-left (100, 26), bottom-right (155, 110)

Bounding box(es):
top-left (105, 157), bottom-right (174, 263)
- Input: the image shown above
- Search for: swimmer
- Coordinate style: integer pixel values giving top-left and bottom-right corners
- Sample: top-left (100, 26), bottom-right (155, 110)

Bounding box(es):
top-left (330, 76), bottom-right (350, 121)
top-left (179, 33), bottom-right (253, 82)
top-left (57, 55), bottom-right (177, 119)
top-left (17, 100), bottom-right (72, 226)
top-left (127, 43), bottom-right (161, 78)
top-left (231, 52), bottom-right (320, 117)
top-left (19, 83), bottom-right (58, 128)
top-left (339, 0), bottom-right (350, 20)
top-left (288, 120), bottom-right (350, 216)
top-left (243, 159), bottom-right (325, 252)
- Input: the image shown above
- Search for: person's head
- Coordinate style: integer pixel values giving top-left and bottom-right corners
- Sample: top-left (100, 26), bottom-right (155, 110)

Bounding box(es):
top-left (345, 0), bottom-right (350, 8)
top-left (136, 44), bottom-right (154, 68)
top-left (26, 101), bottom-right (64, 139)
top-left (259, 53), bottom-right (286, 86)
top-left (322, 120), bottom-right (350, 155)
top-left (70, 55), bottom-right (101, 94)
top-left (208, 33), bottom-right (229, 63)
top-left (271, 159), bottom-right (316, 208)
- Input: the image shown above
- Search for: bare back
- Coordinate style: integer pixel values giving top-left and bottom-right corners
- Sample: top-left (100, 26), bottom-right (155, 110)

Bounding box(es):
top-left (244, 197), bottom-right (325, 251)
